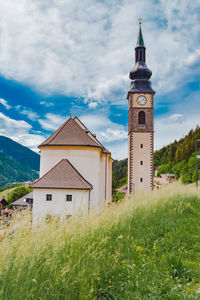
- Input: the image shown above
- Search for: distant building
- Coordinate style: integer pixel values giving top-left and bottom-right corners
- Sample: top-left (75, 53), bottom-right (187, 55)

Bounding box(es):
top-left (0, 197), bottom-right (8, 216)
top-left (12, 192), bottom-right (33, 209)
top-left (0, 197), bottom-right (8, 209)
top-left (154, 174), bottom-right (175, 185)
top-left (31, 116), bottom-right (113, 222)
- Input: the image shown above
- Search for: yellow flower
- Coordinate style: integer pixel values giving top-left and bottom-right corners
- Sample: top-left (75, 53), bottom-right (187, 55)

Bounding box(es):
top-left (136, 246), bottom-right (144, 252)
top-left (153, 244), bottom-right (157, 251)
top-left (121, 260), bottom-right (126, 264)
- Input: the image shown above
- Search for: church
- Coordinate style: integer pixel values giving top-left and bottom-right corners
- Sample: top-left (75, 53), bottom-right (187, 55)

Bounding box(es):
top-left (31, 21), bottom-right (154, 222)
top-left (31, 116), bottom-right (113, 222)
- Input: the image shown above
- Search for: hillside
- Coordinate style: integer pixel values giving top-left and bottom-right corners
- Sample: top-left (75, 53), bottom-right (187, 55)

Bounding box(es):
top-left (0, 184), bottom-right (200, 299)
top-left (112, 126), bottom-right (200, 187)
top-left (0, 136), bottom-right (39, 170)
top-left (154, 126), bottom-right (200, 166)
top-left (112, 158), bottom-right (127, 189)
top-left (154, 126), bottom-right (200, 183)
top-left (0, 136), bottom-right (39, 186)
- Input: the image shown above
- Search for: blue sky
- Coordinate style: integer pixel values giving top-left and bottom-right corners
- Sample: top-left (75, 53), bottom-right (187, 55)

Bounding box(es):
top-left (0, 0), bottom-right (200, 159)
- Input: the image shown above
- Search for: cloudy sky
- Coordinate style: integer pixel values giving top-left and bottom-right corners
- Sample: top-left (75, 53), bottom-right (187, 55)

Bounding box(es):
top-left (0, 0), bottom-right (200, 159)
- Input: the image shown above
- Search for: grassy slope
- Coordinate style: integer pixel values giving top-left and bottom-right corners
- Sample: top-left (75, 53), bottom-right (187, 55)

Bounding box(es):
top-left (0, 184), bottom-right (200, 299)
top-left (0, 187), bottom-right (17, 199)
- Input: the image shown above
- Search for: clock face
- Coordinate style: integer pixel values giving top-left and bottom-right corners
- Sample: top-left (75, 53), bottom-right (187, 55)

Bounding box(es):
top-left (137, 96), bottom-right (147, 105)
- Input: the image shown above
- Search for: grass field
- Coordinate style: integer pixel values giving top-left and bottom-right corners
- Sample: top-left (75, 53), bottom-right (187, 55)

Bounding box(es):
top-left (0, 183), bottom-right (200, 299)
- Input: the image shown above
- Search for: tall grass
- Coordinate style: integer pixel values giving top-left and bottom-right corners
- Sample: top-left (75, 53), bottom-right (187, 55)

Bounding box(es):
top-left (0, 183), bottom-right (200, 299)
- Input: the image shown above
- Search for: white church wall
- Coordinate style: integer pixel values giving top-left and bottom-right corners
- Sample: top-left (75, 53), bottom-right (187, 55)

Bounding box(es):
top-left (99, 155), bottom-right (106, 208)
top-left (39, 146), bottom-right (101, 212)
top-left (32, 189), bottom-right (89, 223)
top-left (107, 157), bottom-right (113, 201)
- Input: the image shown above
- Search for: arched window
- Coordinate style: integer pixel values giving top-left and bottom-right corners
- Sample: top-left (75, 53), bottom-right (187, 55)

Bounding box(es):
top-left (138, 111), bottom-right (145, 125)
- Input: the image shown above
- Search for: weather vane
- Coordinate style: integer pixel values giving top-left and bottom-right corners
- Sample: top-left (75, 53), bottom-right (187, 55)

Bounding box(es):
top-left (138, 17), bottom-right (142, 25)
top-left (70, 110), bottom-right (72, 118)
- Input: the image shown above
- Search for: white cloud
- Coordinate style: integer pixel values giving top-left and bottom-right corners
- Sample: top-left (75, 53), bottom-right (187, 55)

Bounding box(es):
top-left (20, 109), bottom-right (39, 121)
top-left (0, 112), bottom-right (44, 151)
top-left (88, 102), bottom-right (98, 109)
top-left (0, 0), bottom-right (198, 103)
top-left (0, 98), bottom-right (11, 109)
top-left (108, 140), bottom-right (128, 160)
top-left (40, 101), bottom-right (54, 107)
top-left (80, 114), bottom-right (127, 143)
top-left (155, 113), bottom-right (200, 150)
top-left (15, 105), bottom-right (39, 121)
top-left (168, 114), bottom-right (183, 123)
top-left (0, 112), bottom-right (31, 131)
top-left (38, 113), bottom-right (65, 131)
top-left (98, 128), bottom-right (127, 142)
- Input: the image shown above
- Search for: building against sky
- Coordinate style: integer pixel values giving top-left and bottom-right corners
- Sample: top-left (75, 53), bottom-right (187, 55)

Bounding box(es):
top-left (31, 116), bottom-right (113, 222)
top-left (127, 22), bottom-right (155, 194)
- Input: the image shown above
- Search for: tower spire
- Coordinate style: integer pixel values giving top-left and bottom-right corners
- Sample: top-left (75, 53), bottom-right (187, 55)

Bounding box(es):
top-left (136, 22), bottom-right (145, 47)
top-left (128, 20), bottom-right (154, 92)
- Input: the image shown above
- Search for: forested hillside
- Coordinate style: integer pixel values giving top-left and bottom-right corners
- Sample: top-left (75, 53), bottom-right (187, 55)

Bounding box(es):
top-left (112, 158), bottom-right (127, 189)
top-left (0, 152), bottom-right (38, 187)
top-left (112, 126), bottom-right (200, 187)
top-left (155, 126), bottom-right (200, 183)
top-left (0, 136), bottom-right (39, 186)
top-left (154, 126), bottom-right (200, 166)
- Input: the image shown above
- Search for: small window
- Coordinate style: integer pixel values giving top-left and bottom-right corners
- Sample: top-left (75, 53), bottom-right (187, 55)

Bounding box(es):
top-left (140, 178), bottom-right (143, 183)
top-left (140, 161), bottom-right (143, 165)
top-left (138, 111), bottom-right (145, 125)
top-left (66, 195), bottom-right (72, 202)
top-left (141, 144), bottom-right (143, 148)
top-left (46, 194), bottom-right (52, 201)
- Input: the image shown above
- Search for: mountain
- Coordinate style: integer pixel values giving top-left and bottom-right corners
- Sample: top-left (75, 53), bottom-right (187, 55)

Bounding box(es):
top-left (0, 136), bottom-right (40, 187)
top-left (0, 136), bottom-right (40, 170)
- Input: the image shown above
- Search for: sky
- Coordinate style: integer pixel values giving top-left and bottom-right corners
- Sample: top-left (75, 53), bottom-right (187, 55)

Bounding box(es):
top-left (0, 0), bottom-right (200, 160)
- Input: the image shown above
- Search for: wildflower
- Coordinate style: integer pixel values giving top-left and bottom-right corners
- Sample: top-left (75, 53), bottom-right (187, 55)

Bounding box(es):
top-left (121, 260), bottom-right (126, 264)
top-left (153, 244), bottom-right (157, 251)
top-left (136, 246), bottom-right (144, 253)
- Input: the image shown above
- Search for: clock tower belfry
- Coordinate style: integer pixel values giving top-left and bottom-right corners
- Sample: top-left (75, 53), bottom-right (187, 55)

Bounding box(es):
top-left (127, 21), bottom-right (155, 195)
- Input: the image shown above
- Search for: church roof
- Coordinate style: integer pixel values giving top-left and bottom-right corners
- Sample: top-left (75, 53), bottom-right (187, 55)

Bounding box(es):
top-left (39, 117), bottom-right (110, 154)
top-left (31, 159), bottom-right (93, 190)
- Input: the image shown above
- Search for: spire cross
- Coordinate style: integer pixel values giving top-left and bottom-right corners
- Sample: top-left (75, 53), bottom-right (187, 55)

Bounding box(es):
top-left (138, 17), bottom-right (142, 25)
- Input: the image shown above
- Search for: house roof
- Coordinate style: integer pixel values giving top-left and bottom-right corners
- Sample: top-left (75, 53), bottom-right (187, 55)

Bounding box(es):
top-left (12, 192), bottom-right (33, 207)
top-left (39, 116), bottom-right (111, 154)
top-left (31, 159), bottom-right (93, 190)
top-left (0, 197), bottom-right (8, 206)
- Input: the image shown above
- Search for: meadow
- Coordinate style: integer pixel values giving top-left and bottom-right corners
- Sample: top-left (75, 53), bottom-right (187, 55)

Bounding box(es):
top-left (0, 183), bottom-right (200, 299)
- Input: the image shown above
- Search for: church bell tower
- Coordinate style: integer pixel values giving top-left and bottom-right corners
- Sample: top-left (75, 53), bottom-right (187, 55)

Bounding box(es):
top-left (127, 21), bottom-right (155, 195)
